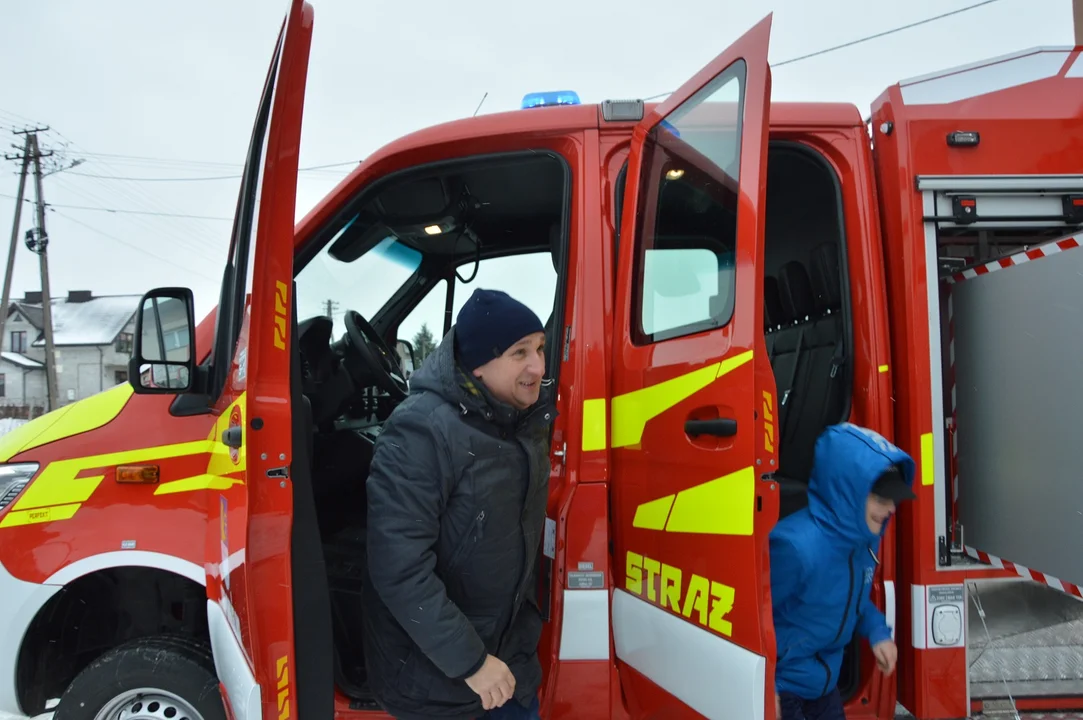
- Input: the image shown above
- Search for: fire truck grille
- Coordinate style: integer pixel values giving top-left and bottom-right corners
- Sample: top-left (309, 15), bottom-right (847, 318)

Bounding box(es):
top-left (0, 482), bottom-right (27, 511)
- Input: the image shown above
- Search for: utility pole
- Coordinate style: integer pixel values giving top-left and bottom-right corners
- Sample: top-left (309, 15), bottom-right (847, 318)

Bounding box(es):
top-left (0, 131), bottom-right (37, 347)
top-left (1075, 0), bottom-right (1083, 46)
top-left (28, 134), bottom-right (59, 412)
top-left (324, 299), bottom-right (339, 318)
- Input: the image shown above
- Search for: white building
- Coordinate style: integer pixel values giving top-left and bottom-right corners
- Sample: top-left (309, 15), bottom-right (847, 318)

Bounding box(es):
top-left (1, 290), bottom-right (142, 415)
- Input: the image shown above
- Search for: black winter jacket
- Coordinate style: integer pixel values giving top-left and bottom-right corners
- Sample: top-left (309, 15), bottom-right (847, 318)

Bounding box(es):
top-left (361, 327), bottom-right (555, 720)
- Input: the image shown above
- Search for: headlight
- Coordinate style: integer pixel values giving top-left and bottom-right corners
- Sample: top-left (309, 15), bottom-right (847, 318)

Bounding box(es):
top-left (0, 463), bottom-right (40, 512)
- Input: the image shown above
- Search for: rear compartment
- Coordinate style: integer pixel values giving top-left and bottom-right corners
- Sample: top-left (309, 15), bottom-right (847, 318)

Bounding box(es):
top-left (922, 174), bottom-right (1083, 704)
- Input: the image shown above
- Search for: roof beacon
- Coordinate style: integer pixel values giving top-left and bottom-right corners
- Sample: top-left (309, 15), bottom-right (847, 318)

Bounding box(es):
top-left (521, 91), bottom-right (581, 109)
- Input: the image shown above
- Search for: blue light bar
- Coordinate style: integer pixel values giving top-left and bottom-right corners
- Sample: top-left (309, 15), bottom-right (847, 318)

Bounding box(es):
top-left (521, 91), bottom-right (581, 109)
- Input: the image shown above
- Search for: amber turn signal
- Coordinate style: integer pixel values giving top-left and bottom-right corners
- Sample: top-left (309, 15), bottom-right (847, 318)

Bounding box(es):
top-left (116, 465), bottom-right (160, 484)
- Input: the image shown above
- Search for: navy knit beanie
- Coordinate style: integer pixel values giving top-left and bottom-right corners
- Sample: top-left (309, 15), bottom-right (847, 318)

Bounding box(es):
top-left (455, 288), bottom-right (545, 371)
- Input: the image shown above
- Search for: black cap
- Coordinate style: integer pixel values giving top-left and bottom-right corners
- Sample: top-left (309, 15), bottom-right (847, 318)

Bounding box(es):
top-left (871, 464), bottom-right (916, 503)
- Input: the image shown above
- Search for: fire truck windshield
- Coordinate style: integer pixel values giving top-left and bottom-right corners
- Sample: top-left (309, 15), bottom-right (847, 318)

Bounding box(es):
top-left (295, 233), bottom-right (423, 339)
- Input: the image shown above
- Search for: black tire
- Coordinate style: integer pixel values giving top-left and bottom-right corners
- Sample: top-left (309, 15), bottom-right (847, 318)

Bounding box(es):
top-left (53, 634), bottom-right (227, 720)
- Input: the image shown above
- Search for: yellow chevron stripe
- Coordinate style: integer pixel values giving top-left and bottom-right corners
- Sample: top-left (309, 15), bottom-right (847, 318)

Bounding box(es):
top-left (0, 503), bottom-right (81, 528)
top-left (0, 383), bottom-right (134, 463)
top-left (1, 393), bottom-right (249, 527)
top-left (611, 350), bottom-right (753, 449)
top-left (632, 466), bottom-right (756, 536)
top-left (10, 440), bottom-right (214, 512)
top-left (156, 473), bottom-right (243, 495)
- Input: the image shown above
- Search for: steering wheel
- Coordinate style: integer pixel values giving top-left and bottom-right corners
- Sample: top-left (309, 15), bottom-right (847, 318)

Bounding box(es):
top-left (342, 310), bottom-right (410, 400)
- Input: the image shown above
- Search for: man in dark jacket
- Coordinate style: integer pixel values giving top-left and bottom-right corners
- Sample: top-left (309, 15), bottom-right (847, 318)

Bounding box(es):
top-left (770, 423), bottom-right (916, 720)
top-left (361, 288), bottom-right (555, 720)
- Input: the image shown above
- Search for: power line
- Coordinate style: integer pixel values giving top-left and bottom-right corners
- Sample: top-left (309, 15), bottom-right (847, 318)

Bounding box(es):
top-left (63, 159), bottom-right (361, 182)
top-left (776, 0), bottom-right (1004, 67)
top-left (51, 210), bottom-right (220, 283)
top-left (0, 192), bottom-right (231, 221)
top-left (642, 0), bottom-right (1007, 101)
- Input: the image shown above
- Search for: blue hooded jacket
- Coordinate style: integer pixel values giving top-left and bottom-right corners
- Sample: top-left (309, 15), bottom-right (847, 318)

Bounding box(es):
top-left (770, 422), bottom-right (916, 699)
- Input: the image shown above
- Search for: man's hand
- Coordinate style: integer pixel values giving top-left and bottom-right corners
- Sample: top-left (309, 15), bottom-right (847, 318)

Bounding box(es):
top-left (465, 654), bottom-right (516, 710)
top-left (872, 639), bottom-right (898, 675)
top-left (775, 693), bottom-right (782, 719)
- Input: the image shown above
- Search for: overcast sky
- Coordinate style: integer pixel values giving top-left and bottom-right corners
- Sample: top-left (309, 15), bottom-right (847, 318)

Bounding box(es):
top-left (0, 0), bottom-right (1074, 345)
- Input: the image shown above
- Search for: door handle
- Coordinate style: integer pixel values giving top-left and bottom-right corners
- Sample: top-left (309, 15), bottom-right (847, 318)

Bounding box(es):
top-left (685, 418), bottom-right (737, 437)
top-left (222, 426), bottom-right (242, 448)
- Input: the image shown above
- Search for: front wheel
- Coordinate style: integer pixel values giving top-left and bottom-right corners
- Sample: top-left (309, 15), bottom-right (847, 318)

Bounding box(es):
top-left (53, 635), bottom-right (227, 720)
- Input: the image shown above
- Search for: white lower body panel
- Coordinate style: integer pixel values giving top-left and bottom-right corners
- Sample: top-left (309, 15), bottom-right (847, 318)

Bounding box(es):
top-left (0, 562), bottom-right (60, 717)
top-left (612, 589), bottom-right (765, 720)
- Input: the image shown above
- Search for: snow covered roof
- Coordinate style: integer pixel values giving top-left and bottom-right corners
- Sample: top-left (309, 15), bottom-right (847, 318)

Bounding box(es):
top-left (23, 294), bottom-right (141, 347)
top-left (0, 352), bottom-right (43, 369)
top-left (7, 303), bottom-right (43, 329)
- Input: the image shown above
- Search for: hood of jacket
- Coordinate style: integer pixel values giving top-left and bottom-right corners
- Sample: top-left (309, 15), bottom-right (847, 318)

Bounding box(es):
top-left (407, 325), bottom-right (552, 430)
top-left (806, 422), bottom-right (917, 549)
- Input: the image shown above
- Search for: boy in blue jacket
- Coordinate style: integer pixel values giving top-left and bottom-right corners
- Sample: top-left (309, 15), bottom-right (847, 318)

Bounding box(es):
top-left (770, 423), bottom-right (916, 720)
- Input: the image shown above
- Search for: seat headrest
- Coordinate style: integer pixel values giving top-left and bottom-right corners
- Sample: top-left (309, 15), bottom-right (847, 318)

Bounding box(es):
top-left (778, 261), bottom-right (816, 322)
top-left (549, 223), bottom-right (561, 272)
top-left (764, 275), bottom-right (787, 328)
top-left (811, 242), bottom-right (842, 314)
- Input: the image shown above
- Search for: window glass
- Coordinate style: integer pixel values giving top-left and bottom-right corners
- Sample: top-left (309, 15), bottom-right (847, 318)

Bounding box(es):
top-left (295, 235), bottom-right (423, 338)
top-left (632, 62), bottom-right (745, 344)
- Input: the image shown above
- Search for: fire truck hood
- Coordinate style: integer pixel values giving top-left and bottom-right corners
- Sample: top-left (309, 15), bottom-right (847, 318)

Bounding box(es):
top-left (0, 384), bottom-right (134, 463)
top-left (805, 423), bottom-right (916, 548)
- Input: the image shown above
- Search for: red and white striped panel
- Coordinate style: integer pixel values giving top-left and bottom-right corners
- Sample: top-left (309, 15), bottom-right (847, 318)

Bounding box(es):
top-left (942, 232), bottom-right (1083, 549)
top-left (943, 234), bottom-right (1082, 285)
top-left (946, 288), bottom-right (958, 527)
top-left (964, 545), bottom-right (1083, 599)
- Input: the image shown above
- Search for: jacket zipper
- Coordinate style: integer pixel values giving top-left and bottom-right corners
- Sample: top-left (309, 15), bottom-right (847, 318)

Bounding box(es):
top-left (448, 510), bottom-right (486, 572)
top-left (818, 549), bottom-right (857, 695)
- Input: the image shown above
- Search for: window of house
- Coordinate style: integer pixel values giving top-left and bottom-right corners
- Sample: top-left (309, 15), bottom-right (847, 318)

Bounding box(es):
top-left (115, 370), bottom-right (128, 384)
top-left (0, 374), bottom-right (6, 398)
top-left (115, 332), bottom-right (133, 354)
top-left (11, 331), bottom-right (26, 353)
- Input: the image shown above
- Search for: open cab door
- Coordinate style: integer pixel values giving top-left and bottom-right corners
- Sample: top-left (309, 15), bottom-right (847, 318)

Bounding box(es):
top-left (128, 3), bottom-right (315, 719)
top-left (610, 15), bottom-right (776, 720)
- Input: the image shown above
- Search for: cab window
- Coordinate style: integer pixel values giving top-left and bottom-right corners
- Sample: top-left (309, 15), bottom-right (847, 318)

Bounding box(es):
top-left (293, 150), bottom-right (568, 390)
top-left (630, 67), bottom-right (742, 345)
top-left (399, 252), bottom-right (556, 351)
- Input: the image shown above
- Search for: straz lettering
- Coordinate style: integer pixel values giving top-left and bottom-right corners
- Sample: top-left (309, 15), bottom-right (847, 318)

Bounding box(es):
top-left (625, 551), bottom-right (736, 637)
top-left (273, 281), bottom-right (289, 351)
top-left (762, 390), bottom-right (775, 453)
top-left (276, 655), bottom-right (290, 720)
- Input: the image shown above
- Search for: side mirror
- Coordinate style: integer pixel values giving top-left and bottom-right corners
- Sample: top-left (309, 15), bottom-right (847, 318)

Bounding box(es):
top-left (395, 339), bottom-right (416, 378)
top-left (129, 287), bottom-right (197, 395)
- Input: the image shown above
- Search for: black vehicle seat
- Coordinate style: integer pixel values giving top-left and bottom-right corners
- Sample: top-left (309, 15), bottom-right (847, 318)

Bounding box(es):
top-left (770, 260), bottom-right (830, 518)
top-left (545, 222), bottom-right (562, 351)
top-left (770, 245), bottom-right (849, 519)
top-left (764, 275), bottom-right (786, 360)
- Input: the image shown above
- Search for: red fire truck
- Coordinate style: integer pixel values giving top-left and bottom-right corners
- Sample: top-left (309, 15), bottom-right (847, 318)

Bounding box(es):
top-left (2, 2), bottom-right (1082, 719)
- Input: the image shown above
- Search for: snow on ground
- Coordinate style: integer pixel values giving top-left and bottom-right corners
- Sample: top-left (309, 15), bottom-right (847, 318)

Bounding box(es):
top-left (0, 418), bottom-right (27, 437)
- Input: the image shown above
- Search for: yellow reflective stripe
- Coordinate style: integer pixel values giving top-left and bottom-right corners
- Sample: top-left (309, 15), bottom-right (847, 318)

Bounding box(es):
top-left (10, 440), bottom-right (214, 512)
top-left (920, 432), bottom-right (934, 486)
top-left (0, 393), bottom-right (248, 528)
top-left (611, 350), bottom-right (753, 449)
top-left (879, 364), bottom-right (889, 373)
top-left (0, 502), bottom-right (80, 528)
top-left (632, 466), bottom-right (756, 536)
top-left (632, 494), bottom-right (674, 529)
top-left (156, 473), bottom-right (242, 495)
top-left (582, 398), bottom-right (607, 452)
top-left (0, 383), bottom-right (134, 463)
